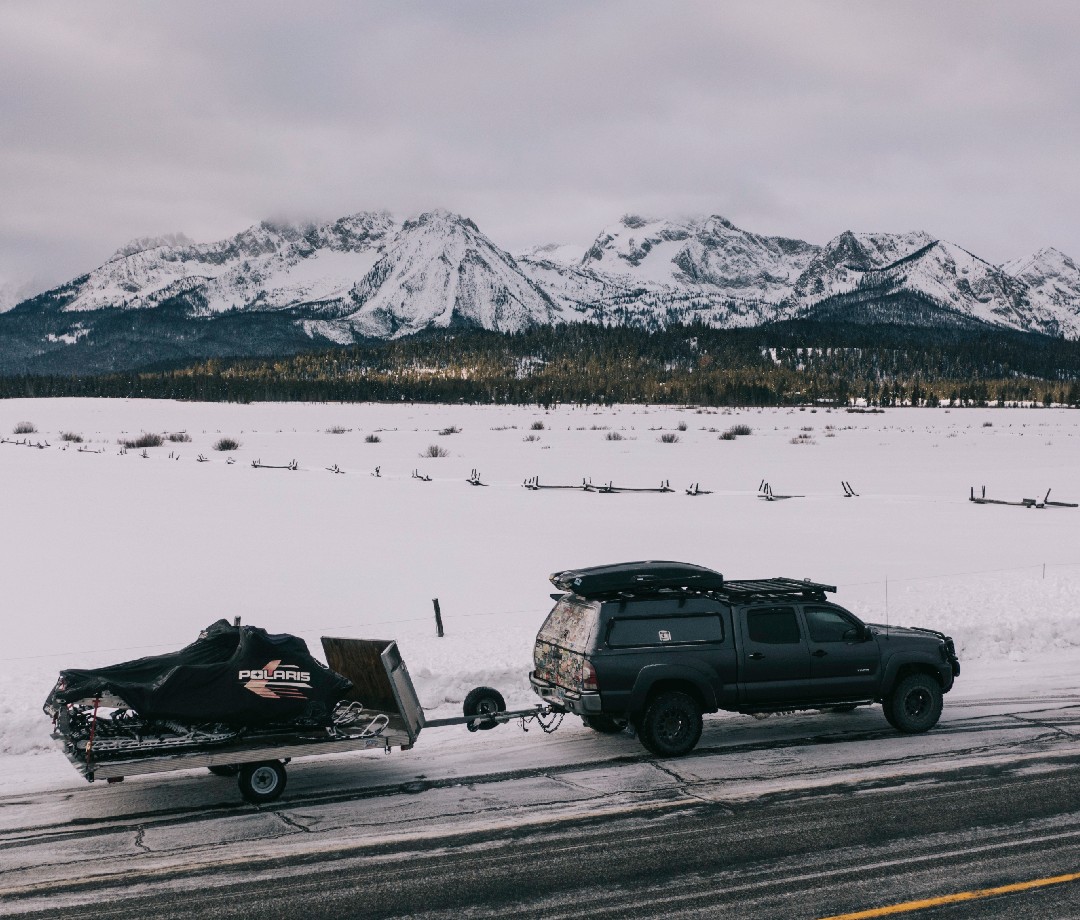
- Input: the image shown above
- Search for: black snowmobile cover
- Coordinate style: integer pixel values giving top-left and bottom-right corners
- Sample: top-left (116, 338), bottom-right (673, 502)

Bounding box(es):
top-left (44, 620), bottom-right (353, 725)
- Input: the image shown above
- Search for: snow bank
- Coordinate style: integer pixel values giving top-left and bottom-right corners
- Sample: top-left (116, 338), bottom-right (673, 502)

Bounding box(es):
top-left (2, 400), bottom-right (1079, 779)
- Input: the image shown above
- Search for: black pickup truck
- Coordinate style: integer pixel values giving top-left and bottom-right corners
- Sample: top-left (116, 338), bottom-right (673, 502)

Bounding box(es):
top-left (529, 561), bottom-right (960, 756)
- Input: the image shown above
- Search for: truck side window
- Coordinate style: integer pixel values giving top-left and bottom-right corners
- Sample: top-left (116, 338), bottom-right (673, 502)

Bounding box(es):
top-left (746, 607), bottom-right (800, 644)
top-left (804, 606), bottom-right (857, 643)
top-left (608, 615), bottom-right (723, 648)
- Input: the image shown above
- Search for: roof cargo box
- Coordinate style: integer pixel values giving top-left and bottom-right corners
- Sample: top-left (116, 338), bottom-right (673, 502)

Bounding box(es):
top-left (550, 561), bottom-right (724, 597)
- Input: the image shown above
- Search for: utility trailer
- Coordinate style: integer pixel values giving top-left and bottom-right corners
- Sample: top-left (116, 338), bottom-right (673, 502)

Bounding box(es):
top-left (52, 638), bottom-right (551, 804)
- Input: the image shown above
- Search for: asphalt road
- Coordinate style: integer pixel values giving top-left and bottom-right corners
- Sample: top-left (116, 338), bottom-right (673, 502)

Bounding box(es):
top-left (4, 757), bottom-right (1079, 919)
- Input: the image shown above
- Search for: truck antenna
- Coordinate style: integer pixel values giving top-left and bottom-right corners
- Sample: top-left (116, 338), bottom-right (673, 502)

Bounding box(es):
top-left (885, 576), bottom-right (889, 637)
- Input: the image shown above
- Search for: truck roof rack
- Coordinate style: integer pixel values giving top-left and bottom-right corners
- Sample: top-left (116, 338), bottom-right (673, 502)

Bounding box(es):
top-left (714, 578), bottom-right (837, 601)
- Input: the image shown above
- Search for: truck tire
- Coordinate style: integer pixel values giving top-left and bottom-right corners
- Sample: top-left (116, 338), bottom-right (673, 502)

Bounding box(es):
top-left (463, 686), bottom-right (505, 732)
top-left (884, 673), bottom-right (942, 733)
top-left (881, 702), bottom-right (900, 730)
top-left (238, 760), bottom-right (287, 804)
top-left (581, 714), bottom-right (627, 734)
top-left (637, 691), bottom-right (702, 757)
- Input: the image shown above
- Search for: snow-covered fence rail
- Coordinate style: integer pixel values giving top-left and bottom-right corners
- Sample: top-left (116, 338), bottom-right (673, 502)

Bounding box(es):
top-left (970, 485), bottom-right (1077, 509)
top-left (252, 458), bottom-right (298, 470)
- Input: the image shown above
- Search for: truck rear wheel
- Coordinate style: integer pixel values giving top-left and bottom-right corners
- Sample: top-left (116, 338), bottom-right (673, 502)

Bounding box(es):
top-left (638, 691), bottom-right (702, 757)
top-left (238, 760), bottom-right (287, 804)
top-left (885, 674), bottom-right (942, 733)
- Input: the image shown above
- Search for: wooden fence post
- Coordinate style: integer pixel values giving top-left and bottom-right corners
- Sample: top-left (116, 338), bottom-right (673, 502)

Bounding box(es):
top-left (433, 598), bottom-right (444, 637)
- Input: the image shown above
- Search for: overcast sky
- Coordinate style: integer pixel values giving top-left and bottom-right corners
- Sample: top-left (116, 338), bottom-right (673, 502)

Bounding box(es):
top-left (2, 1), bottom-right (1078, 294)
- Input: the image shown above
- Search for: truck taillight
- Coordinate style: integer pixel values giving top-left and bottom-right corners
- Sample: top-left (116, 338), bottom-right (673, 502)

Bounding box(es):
top-left (581, 659), bottom-right (598, 691)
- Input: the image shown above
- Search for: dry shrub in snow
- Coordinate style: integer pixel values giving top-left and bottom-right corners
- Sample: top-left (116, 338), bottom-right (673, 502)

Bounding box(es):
top-left (13, 421), bottom-right (35, 434)
top-left (677, 422), bottom-right (688, 431)
top-left (214, 437), bottom-right (241, 451)
top-left (422, 444), bottom-right (449, 458)
top-left (731, 424), bottom-right (753, 436)
top-left (659, 433), bottom-right (680, 443)
top-left (530, 420), bottom-right (545, 431)
top-left (60, 431), bottom-right (83, 443)
top-left (719, 430), bottom-right (737, 440)
top-left (365, 433), bottom-right (381, 443)
top-left (325, 425), bottom-right (348, 434)
top-left (523, 434), bottom-right (540, 442)
top-left (167, 432), bottom-right (191, 442)
top-left (605, 431), bottom-right (624, 441)
top-left (120, 432), bottom-right (164, 449)
top-left (438, 425), bottom-right (461, 436)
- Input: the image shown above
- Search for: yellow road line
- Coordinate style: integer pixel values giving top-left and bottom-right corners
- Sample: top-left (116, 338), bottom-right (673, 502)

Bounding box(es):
top-left (819, 871), bottom-right (1080, 920)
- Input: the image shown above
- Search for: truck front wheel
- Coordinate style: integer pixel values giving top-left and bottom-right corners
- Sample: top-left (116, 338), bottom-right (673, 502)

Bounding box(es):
top-left (638, 691), bottom-right (702, 756)
top-left (885, 674), bottom-right (943, 733)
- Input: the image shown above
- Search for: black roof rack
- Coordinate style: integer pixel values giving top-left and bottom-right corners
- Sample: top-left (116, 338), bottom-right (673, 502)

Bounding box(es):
top-left (714, 578), bottom-right (837, 601)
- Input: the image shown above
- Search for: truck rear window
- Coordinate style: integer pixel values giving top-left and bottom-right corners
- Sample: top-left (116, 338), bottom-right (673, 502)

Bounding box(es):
top-left (747, 607), bottom-right (801, 644)
top-left (537, 598), bottom-right (600, 653)
top-left (608, 615), bottom-right (724, 648)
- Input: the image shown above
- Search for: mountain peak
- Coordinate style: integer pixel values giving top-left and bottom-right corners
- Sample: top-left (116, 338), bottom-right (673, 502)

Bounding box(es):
top-left (110, 233), bottom-right (195, 261)
top-left (402, 209), bottom-right (480, 234)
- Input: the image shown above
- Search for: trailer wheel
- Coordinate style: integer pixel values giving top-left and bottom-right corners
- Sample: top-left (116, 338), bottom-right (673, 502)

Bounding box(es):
top-left (238, 760), bottom-right (287, 804)
top-left (208, 764), bottom-right (240, 777)
top-left (463, 686), bottom-right (505, 732)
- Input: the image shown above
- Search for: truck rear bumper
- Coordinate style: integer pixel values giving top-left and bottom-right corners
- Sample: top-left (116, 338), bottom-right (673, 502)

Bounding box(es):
top-left (530, 673), bottom-right (602, 714)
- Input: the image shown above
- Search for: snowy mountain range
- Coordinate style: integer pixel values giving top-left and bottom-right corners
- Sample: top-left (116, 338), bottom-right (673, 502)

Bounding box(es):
top-left (3, 209), bottom-right (1079, 373)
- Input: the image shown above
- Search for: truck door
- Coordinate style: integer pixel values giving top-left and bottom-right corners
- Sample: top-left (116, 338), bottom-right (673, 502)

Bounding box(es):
top-left (737, 605), bottom-right (812, 704)
top-left (800, 604), bottom-right (881, 700)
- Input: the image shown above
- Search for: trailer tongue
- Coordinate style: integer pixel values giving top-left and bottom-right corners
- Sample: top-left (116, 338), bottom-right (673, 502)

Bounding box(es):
top-left (48, 636), bottom-right (557, 804)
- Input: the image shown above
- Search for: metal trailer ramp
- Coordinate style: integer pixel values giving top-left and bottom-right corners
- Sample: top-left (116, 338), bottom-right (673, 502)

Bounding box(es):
top-left (320, 637), bottom-right (424, 743)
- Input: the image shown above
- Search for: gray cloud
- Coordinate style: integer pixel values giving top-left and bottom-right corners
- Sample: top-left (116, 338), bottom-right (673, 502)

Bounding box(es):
top-left (1, 1), bottom-right (1078, 294)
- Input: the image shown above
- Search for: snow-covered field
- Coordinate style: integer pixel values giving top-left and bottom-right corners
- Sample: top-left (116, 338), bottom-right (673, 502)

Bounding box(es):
top-left (2, 398), bottom-right (1079, 794)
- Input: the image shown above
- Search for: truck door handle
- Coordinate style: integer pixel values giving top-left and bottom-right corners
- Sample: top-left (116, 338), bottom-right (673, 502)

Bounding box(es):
top-left (812, 649), bottom-right (827, 657)
top-left (748, 652), bottom-right (765, 660)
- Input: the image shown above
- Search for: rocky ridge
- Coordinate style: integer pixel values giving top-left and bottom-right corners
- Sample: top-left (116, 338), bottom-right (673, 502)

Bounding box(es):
top-left (4, 209), bottom-right (1080, 373)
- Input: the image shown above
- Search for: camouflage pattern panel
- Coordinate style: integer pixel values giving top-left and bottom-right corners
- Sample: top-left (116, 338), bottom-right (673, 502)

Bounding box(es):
top-left (533, 597), bottom-right (600, 690)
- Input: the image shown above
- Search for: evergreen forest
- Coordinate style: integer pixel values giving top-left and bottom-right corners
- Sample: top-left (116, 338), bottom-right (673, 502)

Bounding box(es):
top-left (3, 321), bottom-right (1080, 407)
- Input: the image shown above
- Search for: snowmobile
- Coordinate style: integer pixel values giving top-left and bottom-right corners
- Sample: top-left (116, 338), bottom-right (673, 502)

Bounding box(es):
top-left (44, 620), bottom-right (378, 760)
